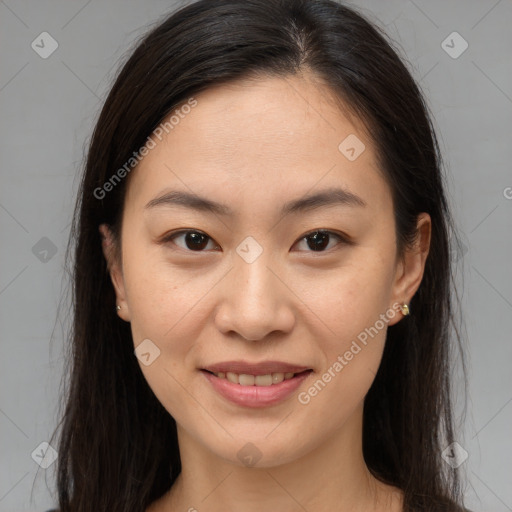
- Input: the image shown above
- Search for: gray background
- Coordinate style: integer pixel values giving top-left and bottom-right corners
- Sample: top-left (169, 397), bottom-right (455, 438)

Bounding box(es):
top-left (0, 1), bottom-right (511, 510)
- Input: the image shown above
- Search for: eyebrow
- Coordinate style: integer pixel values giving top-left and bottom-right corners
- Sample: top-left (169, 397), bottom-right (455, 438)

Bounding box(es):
top-left (144, 186), bottom-right (367, 217)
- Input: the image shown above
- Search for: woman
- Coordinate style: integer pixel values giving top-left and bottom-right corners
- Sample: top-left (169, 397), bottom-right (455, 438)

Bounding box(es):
top-left (48, 0), bottom-right (468, 510)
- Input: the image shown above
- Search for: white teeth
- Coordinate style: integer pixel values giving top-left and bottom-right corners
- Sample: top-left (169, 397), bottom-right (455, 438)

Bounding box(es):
top-left (226, 372), bottom-right (238, 384)
top-left (239, 374), bottom-right (255, 386)
top-left (255, 374), bottom-right (273, 386)
top-left (272, 373), bottom-right (285, 384)
top-left (214, 371), bottom-right (299, 385)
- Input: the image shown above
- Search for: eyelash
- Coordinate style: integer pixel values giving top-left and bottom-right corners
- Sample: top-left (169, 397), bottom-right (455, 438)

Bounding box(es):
top-left (160, 229), bottom-right (352, 254)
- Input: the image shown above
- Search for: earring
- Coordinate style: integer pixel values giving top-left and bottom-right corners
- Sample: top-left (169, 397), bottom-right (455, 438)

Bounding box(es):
top-left (400, 303), bottom-right (410, 316)
top-left (115, 305), bottom-right (121, 311)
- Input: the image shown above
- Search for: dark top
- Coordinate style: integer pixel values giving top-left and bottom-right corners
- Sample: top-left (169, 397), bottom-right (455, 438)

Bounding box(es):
top-left (45, 508), bottom-right (475, 511)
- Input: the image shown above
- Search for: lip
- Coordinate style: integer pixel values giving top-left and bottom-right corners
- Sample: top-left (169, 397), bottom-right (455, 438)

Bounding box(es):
top-left (201, 360), bottom-right (311, 376)
top-left (201, 368), bottom-right (313, 408)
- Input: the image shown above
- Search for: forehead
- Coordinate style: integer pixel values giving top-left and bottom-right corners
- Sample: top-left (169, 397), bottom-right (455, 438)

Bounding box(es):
top-left (126, 73), bottom-right (390, 216)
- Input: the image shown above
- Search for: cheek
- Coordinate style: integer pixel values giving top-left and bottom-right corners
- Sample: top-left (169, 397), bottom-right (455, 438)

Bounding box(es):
top-left (293, 249), bottom-right (395, 346)
top-left (292, 250), bottom-right (393, 405)
top-left (123, 248), bottom-right (208, 339)
top-left (296, 270), bottom-right (391, 427)
top-left (123, 257), bottom-right (207, 421)
top-left (295, 343), bottom-right (381, 444)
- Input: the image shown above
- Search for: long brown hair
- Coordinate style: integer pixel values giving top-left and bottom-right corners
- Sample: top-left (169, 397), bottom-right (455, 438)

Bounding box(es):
top-left (50, 0), bottom-right (467, 510)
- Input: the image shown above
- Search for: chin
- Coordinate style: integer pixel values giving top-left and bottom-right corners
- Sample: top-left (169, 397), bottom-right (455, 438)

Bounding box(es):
top-left (199, 428), bottom-right (314, 469)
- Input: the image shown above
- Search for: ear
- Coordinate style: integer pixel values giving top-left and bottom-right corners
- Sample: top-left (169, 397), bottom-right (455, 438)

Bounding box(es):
top-left (99, 223), bottom-right (131, 322)
top-left (387, 212), bottom-right (431, 326)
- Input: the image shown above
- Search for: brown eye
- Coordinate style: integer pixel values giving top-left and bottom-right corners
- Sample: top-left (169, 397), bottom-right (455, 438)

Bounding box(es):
top-left (294, 230), bottom-right (348, 253)
top-left (163, 230), bottom-right (219, 252)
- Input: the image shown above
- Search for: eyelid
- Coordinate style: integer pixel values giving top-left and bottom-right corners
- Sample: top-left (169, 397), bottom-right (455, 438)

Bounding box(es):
top-left (160, 229), bottom-right (220, 251)
top-left (159, 228), bottom-right (352, 252)
top-left (292, 229), bottom-right (352, 252)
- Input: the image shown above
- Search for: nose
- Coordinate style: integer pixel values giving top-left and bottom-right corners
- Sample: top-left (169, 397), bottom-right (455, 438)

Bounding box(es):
top-left (213, 249), bottom-right (295, 341)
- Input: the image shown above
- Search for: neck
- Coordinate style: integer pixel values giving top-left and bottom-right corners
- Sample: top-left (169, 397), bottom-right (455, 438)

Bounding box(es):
top-left (150, 403), bottom-right (402, 512)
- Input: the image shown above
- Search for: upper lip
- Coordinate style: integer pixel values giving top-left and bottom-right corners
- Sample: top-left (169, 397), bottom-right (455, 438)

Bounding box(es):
top-left (201, 360), bottom-right (311, 376)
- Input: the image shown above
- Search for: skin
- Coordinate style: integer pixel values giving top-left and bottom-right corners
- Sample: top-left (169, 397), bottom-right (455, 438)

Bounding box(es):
top-left (100, 70), bottom-right (431, 512)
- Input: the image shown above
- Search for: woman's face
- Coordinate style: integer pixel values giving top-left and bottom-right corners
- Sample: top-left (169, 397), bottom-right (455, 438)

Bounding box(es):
top-left (101, 72), bottom-right (430, 467)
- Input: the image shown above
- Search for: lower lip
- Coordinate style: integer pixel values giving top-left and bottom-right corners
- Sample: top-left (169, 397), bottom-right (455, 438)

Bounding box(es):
top-left (201, 370), bottom-right (312, 408)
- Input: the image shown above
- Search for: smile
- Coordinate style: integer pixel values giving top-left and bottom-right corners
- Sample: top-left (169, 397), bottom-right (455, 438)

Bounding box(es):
top-left (208, 370), bottom-right (298, 386)
top-left (201, 369), bottom-right (313, 408)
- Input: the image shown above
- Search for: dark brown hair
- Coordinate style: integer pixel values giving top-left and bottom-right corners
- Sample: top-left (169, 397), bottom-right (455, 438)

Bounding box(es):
top-left (49, 0), bottom-right (467, 510)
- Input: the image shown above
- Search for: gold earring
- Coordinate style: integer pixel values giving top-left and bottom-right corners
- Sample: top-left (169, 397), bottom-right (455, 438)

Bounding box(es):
top-left (400, 303), bottom-right (410, 316)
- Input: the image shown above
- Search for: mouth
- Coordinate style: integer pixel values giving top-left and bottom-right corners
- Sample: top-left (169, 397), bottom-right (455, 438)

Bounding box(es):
top-left (201, 369), bottom-right (312, 386)
top-left (200, 364), bottom-right (313, 408)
